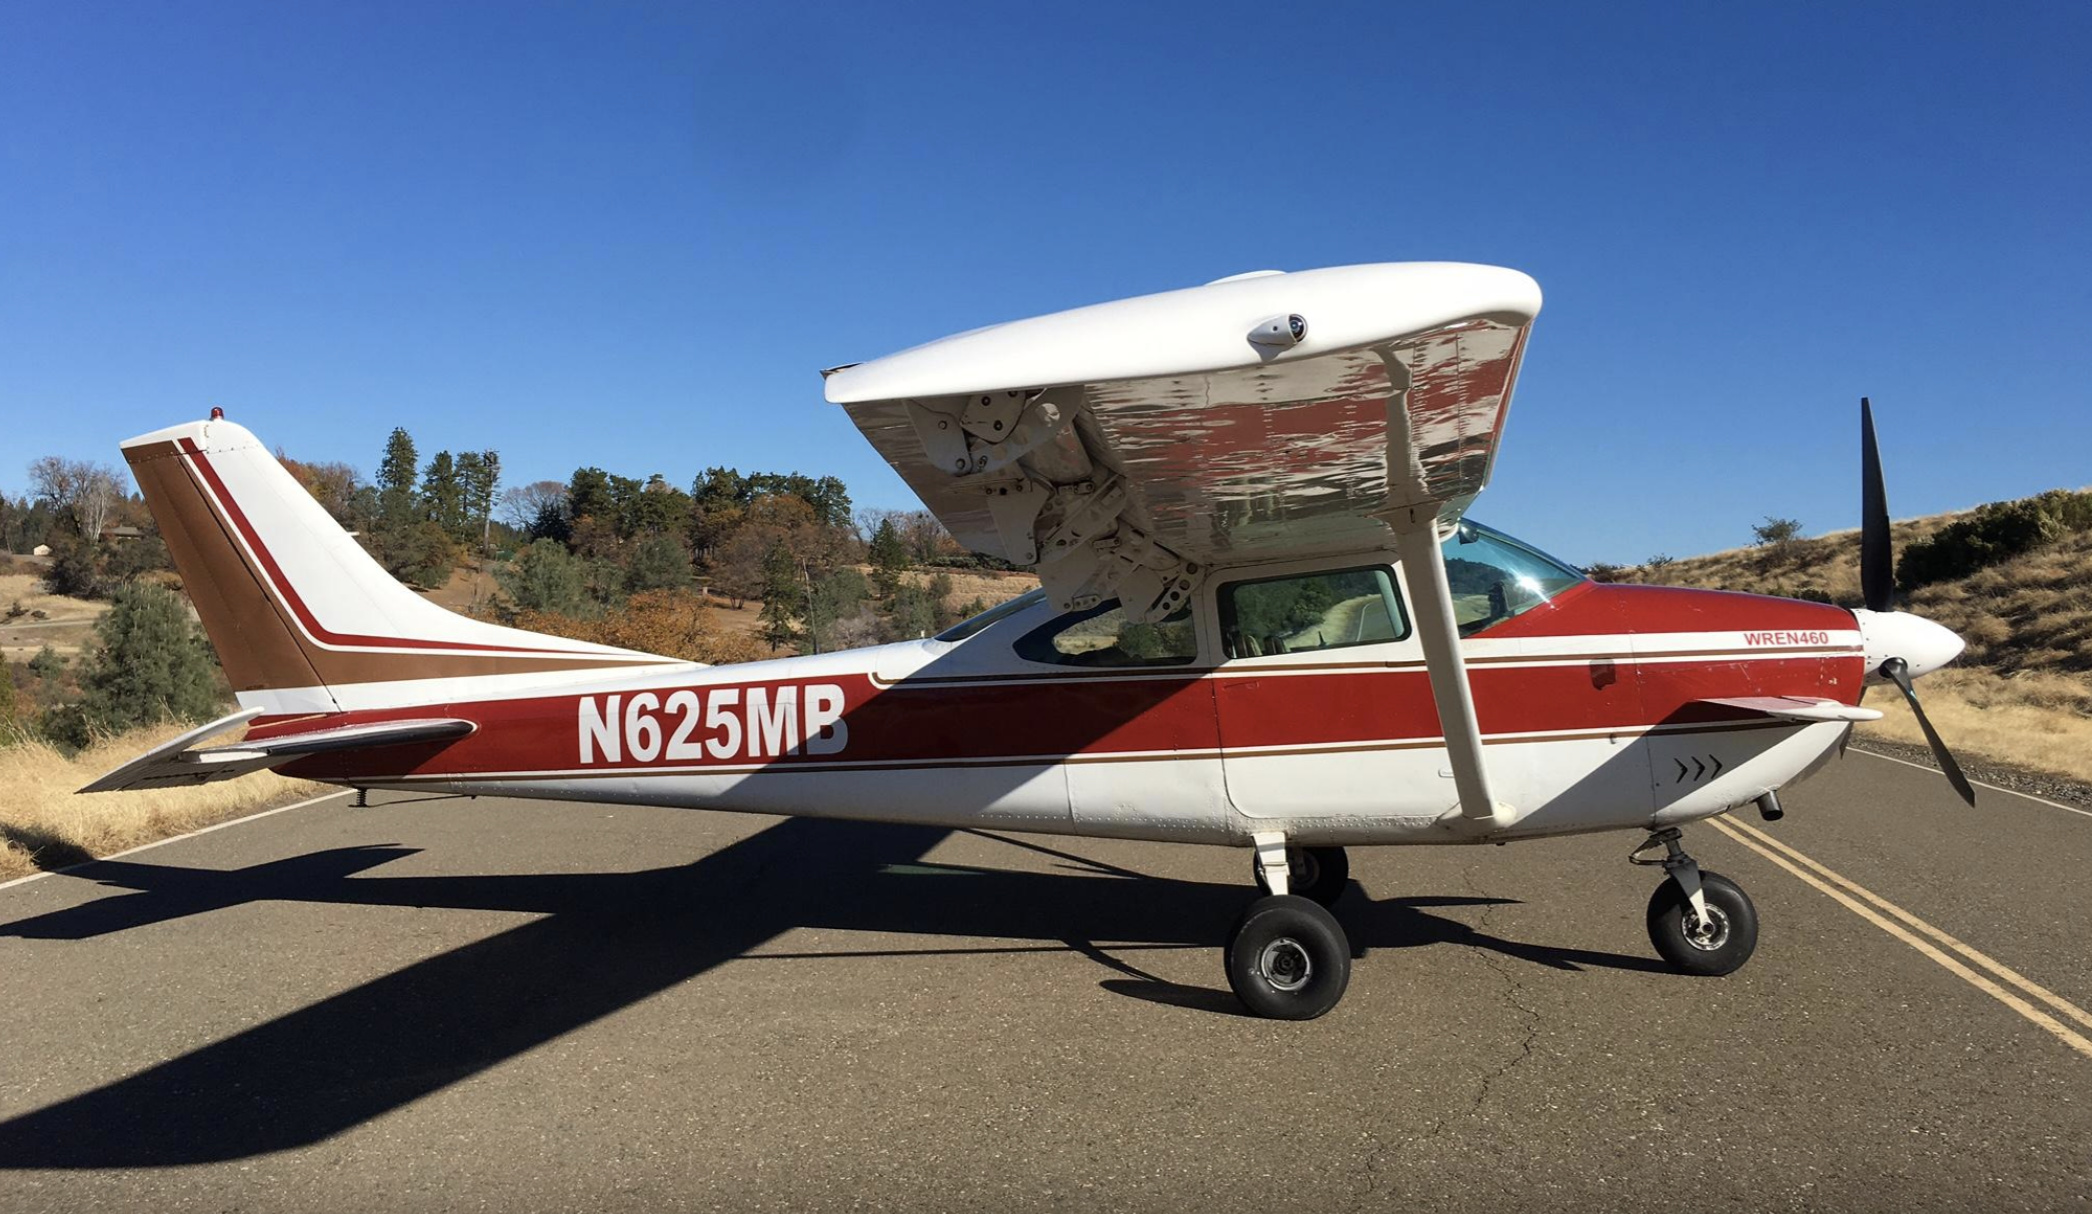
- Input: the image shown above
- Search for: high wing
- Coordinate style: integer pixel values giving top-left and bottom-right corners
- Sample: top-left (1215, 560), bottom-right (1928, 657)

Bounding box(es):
top-left (80, 709), bottom-right (476, 793)
top-left (826, 263), bottom-right (1541, 620)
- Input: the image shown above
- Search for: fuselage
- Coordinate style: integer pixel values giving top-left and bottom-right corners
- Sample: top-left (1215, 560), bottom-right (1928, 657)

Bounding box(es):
top-left (262, 534), bottom-right (1868, 849)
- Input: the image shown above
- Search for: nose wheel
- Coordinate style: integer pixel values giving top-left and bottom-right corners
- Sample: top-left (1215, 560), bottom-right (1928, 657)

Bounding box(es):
top-left (1632, 828), bottom-right (1759, 975)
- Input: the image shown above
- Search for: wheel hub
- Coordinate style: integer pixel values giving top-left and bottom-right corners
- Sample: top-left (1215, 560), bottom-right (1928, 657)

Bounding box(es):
top-left (1259, 938), bottom-right (1313, 991)
top-left (1683, 905), bottom-right (1731, 951)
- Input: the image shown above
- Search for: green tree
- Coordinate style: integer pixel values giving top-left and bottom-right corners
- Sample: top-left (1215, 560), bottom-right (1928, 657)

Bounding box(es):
top-left (566, 467), bottom-right (613, 534)
top-left (886, 582), bottom-right (937, 640)
top-left (65, 582), bottom-right (222, 743)
top-left (626, 532), bottom-right (694, 593)
top-left (27, 645), bottom-right (65, 682)
top-left (377, 519), bottom-right (459, 589)
top-left (869, 518), bottom-right (908, 595)
top-left (41, 532), bottom-right (106, 599)
top-left (457, 449), bottom-right (501, 545)
top-left (420, 450), bottom-right (465, 535)
top-left (623, 474), bottom-right (690, 538)
top-left (800, 567), bottom-right (869, 654)
top-left (498, 539), bottom-right (590, 616)
top-left (1751, 516), bottom-right (1804, 565)
top-left (377, 428), bottom-right (419, 523)
top-left (758, 541), bottom-right (800, 651)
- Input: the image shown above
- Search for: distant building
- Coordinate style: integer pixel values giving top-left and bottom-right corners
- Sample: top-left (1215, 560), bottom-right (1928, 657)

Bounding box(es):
top-left (31, 544), bottom-right (51, 557)
top-left (99, 525), bottom-right (145, 542)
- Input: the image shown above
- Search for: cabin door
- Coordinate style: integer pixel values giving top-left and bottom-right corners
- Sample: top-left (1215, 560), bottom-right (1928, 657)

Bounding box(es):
top-left (1212, 562), bottom-right (1440, 821)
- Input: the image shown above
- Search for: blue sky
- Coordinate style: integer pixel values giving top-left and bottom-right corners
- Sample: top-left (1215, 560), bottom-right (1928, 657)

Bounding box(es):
top-left (3, 1), bottom-right (2086, 564)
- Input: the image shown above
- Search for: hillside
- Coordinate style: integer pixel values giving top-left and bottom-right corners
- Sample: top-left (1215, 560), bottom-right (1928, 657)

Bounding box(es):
top-left (1613, 508), bottom-right (2092, 784)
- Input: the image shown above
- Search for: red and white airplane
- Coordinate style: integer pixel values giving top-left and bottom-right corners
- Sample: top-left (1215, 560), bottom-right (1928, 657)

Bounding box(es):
top-left (89, 262), bottom-right (1973, 1019)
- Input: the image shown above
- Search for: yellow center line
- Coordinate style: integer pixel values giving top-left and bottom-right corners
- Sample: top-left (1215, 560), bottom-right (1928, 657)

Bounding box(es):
top-left (1706, 816), bottom-right (2092, 1060)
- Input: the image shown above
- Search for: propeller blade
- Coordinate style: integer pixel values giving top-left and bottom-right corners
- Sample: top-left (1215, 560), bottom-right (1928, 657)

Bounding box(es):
top-left (1880, 657), bottom-right (1977, 806)
top-left (1860, 398), bottom-right (1893, 612)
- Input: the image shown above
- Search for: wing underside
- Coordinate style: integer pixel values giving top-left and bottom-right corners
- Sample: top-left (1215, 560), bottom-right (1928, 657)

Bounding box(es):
top-left (827, 263), bottom-right (1540, 619)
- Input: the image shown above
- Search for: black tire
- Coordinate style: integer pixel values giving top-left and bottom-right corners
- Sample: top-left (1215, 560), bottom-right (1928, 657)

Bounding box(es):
top-left (1251, 845), bottom-right (1351, 907)
top-left (1646, 870), bottom-right (1758, 976)
top-left (1224, 895), bottom-right (1352, 1020)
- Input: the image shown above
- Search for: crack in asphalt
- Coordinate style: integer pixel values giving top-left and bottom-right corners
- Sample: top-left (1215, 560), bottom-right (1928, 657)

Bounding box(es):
top-left (1348, 868), bottom-right (1546, 1208)
top-left (1465, 875), bottom-right (1543, 1120)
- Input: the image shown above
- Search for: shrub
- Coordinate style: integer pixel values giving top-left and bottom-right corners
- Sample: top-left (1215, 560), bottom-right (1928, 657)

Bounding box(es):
top-left (47, 582), bottom-right (223, 748)
top-left (499, 539), bottom-right (590, 616)
top-left (41, 533), bottom-right (106, 599)
top-left (1898, 497), bottom-right (2066, 590)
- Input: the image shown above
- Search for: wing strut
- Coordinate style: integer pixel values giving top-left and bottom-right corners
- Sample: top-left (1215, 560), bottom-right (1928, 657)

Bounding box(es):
top-left (1391, 521), bottom-right (1518, 834)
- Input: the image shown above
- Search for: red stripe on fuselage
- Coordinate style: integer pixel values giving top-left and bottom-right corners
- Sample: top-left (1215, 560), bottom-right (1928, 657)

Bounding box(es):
top-left (276, 644), bottom-right (1866, 783)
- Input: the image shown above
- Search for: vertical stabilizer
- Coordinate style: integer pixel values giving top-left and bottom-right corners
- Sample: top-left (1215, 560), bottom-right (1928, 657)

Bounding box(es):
top-left (123, 418), bottom-right (682, 717)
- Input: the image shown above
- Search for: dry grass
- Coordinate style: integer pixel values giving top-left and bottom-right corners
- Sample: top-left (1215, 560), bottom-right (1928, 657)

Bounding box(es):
top-left (1858, 668), bottom-right (2092, 784)
top-left (0, 571), bottom-right (107, 663)
top-left (0, 721), bottom-right (323, 881)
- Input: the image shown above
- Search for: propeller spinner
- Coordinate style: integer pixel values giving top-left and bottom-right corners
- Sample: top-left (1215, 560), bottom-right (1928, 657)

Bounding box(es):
top-left (1850, 398), bottom-right (1977, 806)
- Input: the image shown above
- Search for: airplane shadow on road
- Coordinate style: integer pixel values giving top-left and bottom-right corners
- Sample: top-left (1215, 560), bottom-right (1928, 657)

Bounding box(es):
top-left (0, 816), bottom-right (1664, 1169)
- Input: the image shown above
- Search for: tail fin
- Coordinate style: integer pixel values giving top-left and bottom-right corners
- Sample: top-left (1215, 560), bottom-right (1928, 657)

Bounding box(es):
top-left (124, 418), bottom-right (680, 717)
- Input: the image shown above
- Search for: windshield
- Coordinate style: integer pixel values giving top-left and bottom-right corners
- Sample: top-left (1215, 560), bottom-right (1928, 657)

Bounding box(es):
top-left (935, 587), bottom-right (1047, 642)
top-left (1440, 520), bottom-right (1587, 636)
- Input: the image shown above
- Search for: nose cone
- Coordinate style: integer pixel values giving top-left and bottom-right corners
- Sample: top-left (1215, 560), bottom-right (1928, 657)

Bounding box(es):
top-left (1854, 608), bottom-right (1966, 680)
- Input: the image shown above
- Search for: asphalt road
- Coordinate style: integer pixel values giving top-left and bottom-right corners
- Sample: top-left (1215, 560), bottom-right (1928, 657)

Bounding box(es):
top-left (0, 752), bottom-right (2086, 1213)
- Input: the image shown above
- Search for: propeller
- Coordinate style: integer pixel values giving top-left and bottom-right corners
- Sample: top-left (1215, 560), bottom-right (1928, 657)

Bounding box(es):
top-left (1878, 658), bottom-right (1977, 806)
top-left (1856, 398), bottom-right (1977, 806)
top-left (1860, 398), bottom-right (1893, 613)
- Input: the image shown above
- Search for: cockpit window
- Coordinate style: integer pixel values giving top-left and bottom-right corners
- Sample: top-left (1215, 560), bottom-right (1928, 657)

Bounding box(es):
top-left (936, 588), bottom-right (1047, 643)
top-left (1441, 520), bottom-right (1587, 636)
top-left (1014, 600), bottom-right (1198, 667)
top-left (1218, 566), bottom-right (1408, 659)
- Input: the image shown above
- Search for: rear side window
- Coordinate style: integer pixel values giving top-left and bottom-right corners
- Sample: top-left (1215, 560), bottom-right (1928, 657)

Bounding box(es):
top-left (1219, 566), bottom-right (1408, 659)
top-left (1014, 601), bottom-right (1198, 667)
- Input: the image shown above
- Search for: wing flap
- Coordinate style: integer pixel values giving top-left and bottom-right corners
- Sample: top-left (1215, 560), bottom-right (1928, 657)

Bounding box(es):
top-left (80, 714), bottom-right (476, 793)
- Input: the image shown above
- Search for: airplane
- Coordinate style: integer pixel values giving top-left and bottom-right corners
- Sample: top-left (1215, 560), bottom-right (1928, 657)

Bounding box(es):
top-left (85, 262), bottom-right (1976, 1020)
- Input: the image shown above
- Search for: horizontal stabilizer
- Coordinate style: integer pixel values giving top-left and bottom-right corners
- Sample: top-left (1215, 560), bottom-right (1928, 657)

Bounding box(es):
top-left (1696, 696), bottom-right (1883, 724)
top-left (80, 711), bottom-right (476, 793)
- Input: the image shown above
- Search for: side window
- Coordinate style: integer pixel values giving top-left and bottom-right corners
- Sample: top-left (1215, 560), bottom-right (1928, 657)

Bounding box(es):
top-left (1219, 566), bottom-right (1408, 659)
top-left (1014, 600), bottom-right (1198, 668)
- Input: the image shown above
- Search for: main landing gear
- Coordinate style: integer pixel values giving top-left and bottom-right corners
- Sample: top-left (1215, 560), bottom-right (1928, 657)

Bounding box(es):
top-left (1631, 828), bottom-right (1759, 976)
top-left (1225, 835), bottom-right (1353, 1020)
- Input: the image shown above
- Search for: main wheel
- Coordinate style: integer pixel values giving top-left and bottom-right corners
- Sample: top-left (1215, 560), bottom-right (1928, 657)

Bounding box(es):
top-left (1646, 870), bottom-right (1759, 976)
top-left (1224, 894), bottom-right (1352, 1020)
top-left (1251, 845), bottom-right (1351, 907)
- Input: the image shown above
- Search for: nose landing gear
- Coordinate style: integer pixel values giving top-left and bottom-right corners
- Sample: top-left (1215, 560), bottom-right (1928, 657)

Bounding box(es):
top-left (1632, 828), bottom-right (1759, 976)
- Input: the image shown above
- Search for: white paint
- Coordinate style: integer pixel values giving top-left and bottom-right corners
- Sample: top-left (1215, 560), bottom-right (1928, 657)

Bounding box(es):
top-left (823, 263), bottom-right (1540, 404)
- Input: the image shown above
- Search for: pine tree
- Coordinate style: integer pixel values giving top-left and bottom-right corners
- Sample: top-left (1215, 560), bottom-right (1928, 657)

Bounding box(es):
top-left (869, 518), bottom-right (908, 595)
top-left (420, 451), bottom-right (464, 535)
top-left (377, 428), bottom-right (419, 523)
top-left (758, 542), bottom-right (800, 651)
top-left (74, 583), bottom-right (222, 739)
